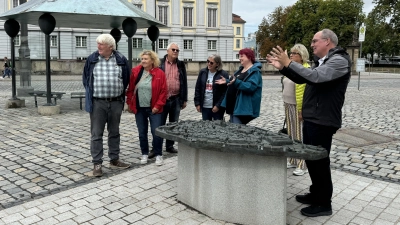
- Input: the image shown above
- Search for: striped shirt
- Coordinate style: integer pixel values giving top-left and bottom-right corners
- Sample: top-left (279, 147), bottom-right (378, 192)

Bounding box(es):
top-left (164, 58), bottom-right (180, 98)
top-left (93, 53), bottom-right (123, 98)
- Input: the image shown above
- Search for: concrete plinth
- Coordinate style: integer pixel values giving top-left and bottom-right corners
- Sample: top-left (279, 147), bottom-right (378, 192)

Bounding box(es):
top-left (17, 87), bottom-right (34, 97)
top-left (38, 105), bottom-right (61, 115)
top-left (5, 99), bottom-right (26, 108)
top-left (177, 143), bottom-right (287, 225)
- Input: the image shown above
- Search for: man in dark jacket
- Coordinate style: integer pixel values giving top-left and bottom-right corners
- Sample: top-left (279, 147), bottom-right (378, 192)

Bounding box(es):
top-left (267, 29), bottom-right (351, 217)
top-left (148, 42), bottom-right (188, 159)
top-left (82, 34), bottom-right (131, 177)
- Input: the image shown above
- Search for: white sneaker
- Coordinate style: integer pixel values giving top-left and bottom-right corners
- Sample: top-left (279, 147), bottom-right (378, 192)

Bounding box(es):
top-left (140, 155), bottom-right (148, 164)
top-left (293, 168), bottom-right (308, 176)
top-left (155, 155), bottom-right (163, 166)
top-left (287, 162), bottom-right (296, 169)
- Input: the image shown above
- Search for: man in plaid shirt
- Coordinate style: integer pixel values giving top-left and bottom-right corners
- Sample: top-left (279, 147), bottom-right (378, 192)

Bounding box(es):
top-left (83, 34), bottom-right (131, 177)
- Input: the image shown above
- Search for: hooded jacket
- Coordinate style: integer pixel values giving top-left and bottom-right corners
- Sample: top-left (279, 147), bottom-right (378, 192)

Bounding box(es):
top-left (279, 47), bottom-right (351, 128)
top-left (221, 61), bottom-right (263, 118)
top-left (194, 68), bottom-right (229, 110)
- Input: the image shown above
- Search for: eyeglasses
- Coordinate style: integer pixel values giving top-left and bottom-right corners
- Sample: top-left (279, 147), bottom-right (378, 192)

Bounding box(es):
top-left (207, 60), bottom-right (214, 65)
top-left (290, 52), bottom-right (301, 56)
top-left (171, 48), bottom-right (180, 52)
top-left (311, 38), bottom-right (327, 44)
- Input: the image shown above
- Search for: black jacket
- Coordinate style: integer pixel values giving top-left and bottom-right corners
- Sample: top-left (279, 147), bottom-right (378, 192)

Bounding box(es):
top-left (194, 68), bottom-right (229, 109)
top-left (280, 47), bottom-right (351, 128)
top-left (160, 55), bottom-right (188, 107)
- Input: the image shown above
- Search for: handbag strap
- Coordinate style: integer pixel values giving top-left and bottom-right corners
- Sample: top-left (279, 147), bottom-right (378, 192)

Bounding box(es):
top-left (134, 70), bottom-right (151, 95)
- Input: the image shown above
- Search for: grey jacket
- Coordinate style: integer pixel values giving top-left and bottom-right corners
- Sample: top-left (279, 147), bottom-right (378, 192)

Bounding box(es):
top-left (279, 47), bottom-right (351, 128)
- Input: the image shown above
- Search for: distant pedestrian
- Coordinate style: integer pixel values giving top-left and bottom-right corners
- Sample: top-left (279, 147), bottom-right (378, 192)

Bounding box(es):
top-left (267, 29), bottom-right (351, 217)
top-left (126, 50), bottom-right (167, 166)
top-left (194, 54), bottom-right (229, 121)
top-left (283, 43), bottom-right (309, 176)
top-left (82, 34), bottom-right (131, 177)
top-left (2, 57), bottom-right (11, 79)
top-left (216, 48), bottom-right (262, 125)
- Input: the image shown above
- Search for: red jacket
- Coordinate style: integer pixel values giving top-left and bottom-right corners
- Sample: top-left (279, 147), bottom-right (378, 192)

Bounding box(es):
top-left (126, 65), bottom-right (167, 114)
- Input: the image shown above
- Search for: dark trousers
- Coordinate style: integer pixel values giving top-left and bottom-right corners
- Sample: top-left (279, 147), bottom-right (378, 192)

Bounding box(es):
top-left (90, 99), bottom-right (123, 164)
top-left (201, 108), bottom-right (224, 121)
top-left (161, 96), bottom-right (181, 149)
top-left (303, 120), bottom-right (338, 207)
top-left (135, 107), bottom-right (163, 156)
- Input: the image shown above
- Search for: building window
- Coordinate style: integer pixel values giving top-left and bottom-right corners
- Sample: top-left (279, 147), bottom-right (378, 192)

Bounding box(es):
top-left (158, 6), bottom-right (168, 25)
top-left (133, 4), bottom-right (142, 9)
top-left (236, 27), bottom-right (241, 35)
top-left (208, 8), bottom-right (217, 27)
top-left (208, 40), bottom-right (217, 50)
top-left (236, 54), bottom-right (239, 59)
top-left (76, 36), bottom-right (87, 47)
top-left (184, 59), bottom-right (193, 62)
top-left (183, 7), bottom-right (193, 27)
top-left (50, 56), bottom-right (58, 60)
top-left (14, 35), bottom-right (20, 46)
top-left (158, 39), bottom-right (169, 49)
top-left (184, 40), bottom-right (193, 50)
top-left (76, 57), bottom-right (87, 60)
top-left (50, 35), bottom-right (57, 47)
top-left (13, 0), bottom-right (19, 7)
top-left (133, 38), bottom-right (142, 48)
top-left (236, 39), bottom-right (240, 48)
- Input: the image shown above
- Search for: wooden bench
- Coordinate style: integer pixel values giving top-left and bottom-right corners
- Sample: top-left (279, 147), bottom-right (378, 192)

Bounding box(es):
top-left (28, 91), bottom-right (66, 107)
top-left (71, 92), bottom-right (85, 110)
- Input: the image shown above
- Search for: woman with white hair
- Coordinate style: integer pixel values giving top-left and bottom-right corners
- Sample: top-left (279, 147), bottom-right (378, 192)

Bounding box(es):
top-left (283, 43), bottom-right (310, 176)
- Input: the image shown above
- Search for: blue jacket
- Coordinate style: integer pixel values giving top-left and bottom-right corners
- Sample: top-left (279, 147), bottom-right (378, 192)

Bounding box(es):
top-left (82, 50), bottom-right (131, 113)
top-left (221, 61), bottom-right (263, 117)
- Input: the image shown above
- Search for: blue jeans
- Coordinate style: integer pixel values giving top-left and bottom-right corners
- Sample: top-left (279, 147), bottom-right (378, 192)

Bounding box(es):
top-left (90, 98), bottom-right (124, 164)
top-left (135, 107), bottom-right (163, 156)
top-left (303, 120), bottom-right (338, 207)
top-left (202, 108), bottom-right (224, 121)
top-left (3, 68), bottom-right (11, 78)
top-left (230, 115), bottom-right (243, 124)
top-left (161, 97), bottom-right (181, 149)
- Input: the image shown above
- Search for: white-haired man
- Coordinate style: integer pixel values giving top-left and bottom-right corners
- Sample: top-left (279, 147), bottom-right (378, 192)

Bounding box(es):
top-left (83, 34), bottom-right (131, 177)
top-left (267, 29), bottom-right (351, 217)
top-left (148, 42), bottom-right (188, 159)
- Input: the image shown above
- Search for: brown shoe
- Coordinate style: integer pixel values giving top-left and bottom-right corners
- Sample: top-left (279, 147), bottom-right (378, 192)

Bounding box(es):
top-left (110, 159), bottom-right (130, 169)
top-left (93, 164), bottom-right (103, 177)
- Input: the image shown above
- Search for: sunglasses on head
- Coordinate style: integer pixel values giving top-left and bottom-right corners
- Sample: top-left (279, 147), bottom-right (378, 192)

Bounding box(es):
top-left (207, 60), bottom-right (214, 65)
top-left (171, 48), bottom-right (180, 52)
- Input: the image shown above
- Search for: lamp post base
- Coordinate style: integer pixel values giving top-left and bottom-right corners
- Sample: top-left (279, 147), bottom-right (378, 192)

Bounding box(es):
top-left (5, 99), bottom-right (26, 108)
top-left (38, 105), bottom-right (60, 116)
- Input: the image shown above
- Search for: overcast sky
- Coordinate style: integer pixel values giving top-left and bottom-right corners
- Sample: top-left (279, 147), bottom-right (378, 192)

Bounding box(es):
top-left (232, 0), bottom-right (376, 36)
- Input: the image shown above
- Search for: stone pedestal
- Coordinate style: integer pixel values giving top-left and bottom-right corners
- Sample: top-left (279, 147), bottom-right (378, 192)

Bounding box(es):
top-left (178, 144), bottom-right (286, 225)
top-left (17, 87), bottom-right (34, 97)
top-left (38, 105), bottom-right (60, 115)
top-left (5, 99), bottom-right (26, 108)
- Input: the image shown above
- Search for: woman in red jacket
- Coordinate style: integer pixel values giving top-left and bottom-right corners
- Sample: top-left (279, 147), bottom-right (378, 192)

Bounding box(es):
top-left (126, 50), bottom-right (167, 166)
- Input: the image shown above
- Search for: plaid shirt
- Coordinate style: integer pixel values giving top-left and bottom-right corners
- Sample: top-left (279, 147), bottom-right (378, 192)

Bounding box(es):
top-left (92, 53), bottom-right (123, 98)
top-left (164, 58), bottom-right (180, 98)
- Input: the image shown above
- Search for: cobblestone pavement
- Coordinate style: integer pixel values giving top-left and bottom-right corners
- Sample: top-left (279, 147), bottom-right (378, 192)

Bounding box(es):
top-left (0, 73), bottom-right (399, 224)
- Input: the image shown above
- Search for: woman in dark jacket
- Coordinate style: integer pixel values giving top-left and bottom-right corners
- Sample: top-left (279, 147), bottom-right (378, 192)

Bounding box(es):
top-left (194, 54), bottom-right (229, 120)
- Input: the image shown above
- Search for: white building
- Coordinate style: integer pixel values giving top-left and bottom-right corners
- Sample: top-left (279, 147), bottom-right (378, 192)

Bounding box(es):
top-left (0, 0), bottom-right (236, 62)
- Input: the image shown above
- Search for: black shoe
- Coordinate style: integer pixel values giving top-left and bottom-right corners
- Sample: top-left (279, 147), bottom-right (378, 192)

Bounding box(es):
top-left (301, 205), bottom-right (332, 217)
top-left (166, 147), bottom-right (178, 153)
top-left (296, 193), bottom-right (315, 205)
top-left (148, 150), bottom-right (156, 159)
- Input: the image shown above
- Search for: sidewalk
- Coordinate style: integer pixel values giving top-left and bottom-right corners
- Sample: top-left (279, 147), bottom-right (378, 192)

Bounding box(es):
top-left (0, 75), bottom-right (399, 224)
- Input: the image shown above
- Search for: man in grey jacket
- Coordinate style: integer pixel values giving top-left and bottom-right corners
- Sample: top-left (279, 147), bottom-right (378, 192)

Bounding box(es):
top-left (267, 29), bottom-right (351, 217)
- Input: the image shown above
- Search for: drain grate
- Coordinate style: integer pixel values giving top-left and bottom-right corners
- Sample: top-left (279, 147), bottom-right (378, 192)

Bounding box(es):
top-left (333, 128), bottom-right (396, 147)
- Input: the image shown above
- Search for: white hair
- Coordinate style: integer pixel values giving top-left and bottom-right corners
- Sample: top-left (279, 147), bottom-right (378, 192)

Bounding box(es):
top-left (167, 42), bottom-right (180, 50)
top-left (96, 34), bottom-right (116, 50)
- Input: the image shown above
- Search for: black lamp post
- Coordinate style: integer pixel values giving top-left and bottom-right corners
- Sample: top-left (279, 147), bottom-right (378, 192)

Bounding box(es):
top-left (4, 19), bottom-right (20, 100)
top-left (147, 25), bottom-right (159, 52)
top-left (122, 18), bottom-right (137, 69)
top-left (110, 28), bottom-right (122, 50)
top-left (38, 13), bottom-right (56, 106)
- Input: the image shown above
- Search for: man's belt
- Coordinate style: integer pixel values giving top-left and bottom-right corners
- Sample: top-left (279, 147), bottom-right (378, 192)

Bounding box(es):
top-left (93, 96), bottom-right (121, 101)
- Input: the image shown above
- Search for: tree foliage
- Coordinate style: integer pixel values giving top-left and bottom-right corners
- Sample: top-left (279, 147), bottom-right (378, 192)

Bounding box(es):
top-left (256, 6), bottom-right (291, 58)
top-left (256, 0), bottom-right (364, 60)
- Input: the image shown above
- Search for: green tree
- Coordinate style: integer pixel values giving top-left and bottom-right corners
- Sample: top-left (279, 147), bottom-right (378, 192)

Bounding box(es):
top-left (256, 6), bottom-right (292, 58)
